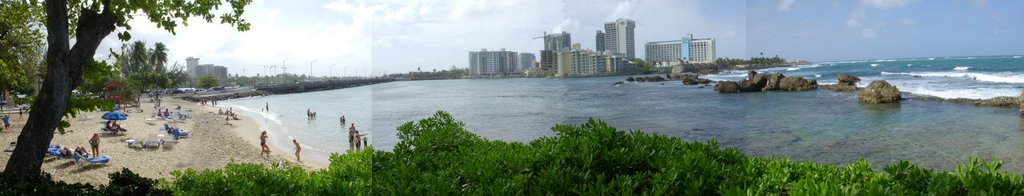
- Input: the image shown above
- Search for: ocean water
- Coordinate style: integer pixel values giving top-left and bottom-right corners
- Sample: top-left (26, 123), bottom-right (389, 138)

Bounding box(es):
top-left (220, 85), bottom-right (372, 163)
top-left (705, 55), bottom-right (1024, 99)
top-left (227, 55), bottom-right (1024, 171)
top-left (371, 55), bottom-right (1024, 171)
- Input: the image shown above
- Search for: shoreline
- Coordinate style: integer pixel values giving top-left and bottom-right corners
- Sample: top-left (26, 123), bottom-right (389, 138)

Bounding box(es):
top-left (209, 103), bottom-right (333, 167)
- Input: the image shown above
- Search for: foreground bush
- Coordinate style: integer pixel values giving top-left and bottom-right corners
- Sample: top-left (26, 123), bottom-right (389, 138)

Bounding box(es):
top-left (0, 168), bottom-right (168, 195)
top-left (166, 148), bottom-right (371, 195)
top-left (372, 111), bottom-right (1024, 194)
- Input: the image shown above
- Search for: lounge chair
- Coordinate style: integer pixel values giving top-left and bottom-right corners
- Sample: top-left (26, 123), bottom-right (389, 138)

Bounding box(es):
top-left (74, 154), bottom-right (110, 165)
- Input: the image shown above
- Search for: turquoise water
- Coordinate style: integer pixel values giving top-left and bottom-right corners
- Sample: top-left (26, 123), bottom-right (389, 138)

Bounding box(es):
top-left (706, 55), bottom-right (1024, 99)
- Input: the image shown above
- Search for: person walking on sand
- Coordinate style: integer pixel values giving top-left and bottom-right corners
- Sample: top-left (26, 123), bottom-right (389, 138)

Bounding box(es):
top-left (89, 133), bottom-right (100, 157)
top-left (265, 102), bottom-right (269, 112)
top-left (260, 131), bottom-right (270, 158)
top-left (293, 139), bottom-right (302, 162)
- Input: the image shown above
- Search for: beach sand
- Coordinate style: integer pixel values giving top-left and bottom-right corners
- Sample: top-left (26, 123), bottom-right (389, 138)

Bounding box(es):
top-left (0, 97), bottom-right (326, 185)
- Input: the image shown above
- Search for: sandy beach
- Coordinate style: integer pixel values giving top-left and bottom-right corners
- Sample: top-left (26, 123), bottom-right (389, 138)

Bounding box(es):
top-left (0, 97), bottom-right (325, 185)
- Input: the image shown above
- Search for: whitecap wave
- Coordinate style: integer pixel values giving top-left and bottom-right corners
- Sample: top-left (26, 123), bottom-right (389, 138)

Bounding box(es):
top-left (953, 66), bottom-right (970, 71)
top-left (1014, 56), bottom-right (1022, 59)
top-left (928, 58), bottom-right (935, 60)
top-left (907, 64), bottom-right (912, 67)
top-left (902, 86), bottom-right (1021, 99)
top-left (881, 71), bottom-right (1024, 83)
top-left (875, 59), bottom-right (897, 62)
top-left (814, 74), bottom-right (822, 78)
top-left (870, 63), bottom-right (879, 67)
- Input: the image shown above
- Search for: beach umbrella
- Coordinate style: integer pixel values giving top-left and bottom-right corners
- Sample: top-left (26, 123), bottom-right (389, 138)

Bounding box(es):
top-left (101, 111), bottom-right (128, 121)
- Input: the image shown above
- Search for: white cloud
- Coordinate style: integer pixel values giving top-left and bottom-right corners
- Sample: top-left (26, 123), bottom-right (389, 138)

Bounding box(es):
top-left (94, 0), bottom-right (374, 77)
top-left (777, 0), bottom-right (796, 12)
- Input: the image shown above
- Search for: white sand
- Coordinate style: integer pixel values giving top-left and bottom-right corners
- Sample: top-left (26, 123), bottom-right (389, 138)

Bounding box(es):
top-left (0, 98), bottom-right (325, 185)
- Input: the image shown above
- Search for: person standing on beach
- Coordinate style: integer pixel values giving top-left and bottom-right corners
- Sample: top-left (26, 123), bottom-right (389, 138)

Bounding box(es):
top-left (260, 131), bottom-right (270, 157)
top-left (293, 139), bottom-right (302, 162)
top-left (89, 133), bottom-right (100, 157)
top-left (265, 102), bottom-right (269, 112)
top-left (2, 114), bottom-right (9, 129)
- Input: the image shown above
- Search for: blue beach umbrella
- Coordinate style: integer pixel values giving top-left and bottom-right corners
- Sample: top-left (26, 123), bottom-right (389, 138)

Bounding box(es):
top-left (101, 111), bottom-right (128, 121)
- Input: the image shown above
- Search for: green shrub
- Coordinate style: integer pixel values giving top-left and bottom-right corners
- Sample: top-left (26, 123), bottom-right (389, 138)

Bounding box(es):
top-left (372, 111), bottom-right (1024, 195)
top-left (166, 148), bottom-right (372, 195)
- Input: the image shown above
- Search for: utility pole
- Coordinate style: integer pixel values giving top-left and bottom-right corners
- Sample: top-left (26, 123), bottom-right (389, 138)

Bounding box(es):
top-left (310, 60), bottom-right (317, 78)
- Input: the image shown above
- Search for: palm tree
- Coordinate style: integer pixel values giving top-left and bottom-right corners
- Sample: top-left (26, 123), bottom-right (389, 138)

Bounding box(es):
top-left (150, 42), bottom-right (168, 72)
top-left (127, 41), bottom-right (150, 75)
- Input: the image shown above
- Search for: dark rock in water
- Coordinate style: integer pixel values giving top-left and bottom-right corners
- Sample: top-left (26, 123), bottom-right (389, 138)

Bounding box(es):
top-left (763, 73), bottom-right (785, 91)
top-left (612, 81), bottom-right (624, 86)
top-left (836, 73), bottom-right (861, 85)
top-left (626, 76), bottom-right (635, 82)
top-left (637, 77), bottom-right (646, 82)
top-left (738, 70), bottom-right (768, 92)
top-left (698, 86), bottom-right (705, 89)
top-left (714, 81), bottom-right (740, 93)
top-left (858, 80), bottom-right (901, 103)
top-left (678, 74), bottom-right (713, 85)
top-left (646, 76), bottom-right (666, 82)
top-left (827, 73), bottom-right (861, 91)
top-left (777, 77), bottom-right (817, 91)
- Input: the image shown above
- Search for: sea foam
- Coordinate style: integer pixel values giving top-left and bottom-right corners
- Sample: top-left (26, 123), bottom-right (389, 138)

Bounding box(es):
top-left (881, 71), bottom-right (1024, 83)
top-left (953, 66), bottom-right (971, 71)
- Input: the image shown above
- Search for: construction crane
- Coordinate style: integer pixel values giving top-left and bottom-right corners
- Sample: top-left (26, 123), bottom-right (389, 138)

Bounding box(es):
top-left (279, 66), bottom-right (293, 74)
top-left (532, 31), bottom-right (547, 40)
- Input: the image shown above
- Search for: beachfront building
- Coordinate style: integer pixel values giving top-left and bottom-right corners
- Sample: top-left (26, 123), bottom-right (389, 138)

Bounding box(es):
top-left (518, 53), bottom-right (536, 72)
top-left (645, 40), bottom-right (683, 67)
top-left (185, 57), bottom-right (229, 79)
top-left (604, 18), bottom-right (636, 58)
top-left (684, 33), bottom-right (716, 64)
top-left (595, 30), bottom-right (605, 52)
top-left (556, 49), bottom-right (634, 77)
top-left (469, 48), bottom-right (520, 77)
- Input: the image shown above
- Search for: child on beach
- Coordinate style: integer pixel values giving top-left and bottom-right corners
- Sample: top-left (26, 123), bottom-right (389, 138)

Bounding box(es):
top-left (293, 139), bottom-right (301, 162)
top-left (89, 133), bottom-right (100, 156)
top-left (260, 131), bottom-right (270, 158)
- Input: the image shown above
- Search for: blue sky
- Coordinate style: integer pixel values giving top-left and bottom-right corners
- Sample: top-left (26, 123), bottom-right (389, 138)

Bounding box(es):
top-left (749, 0), bottom-right (1024, 61)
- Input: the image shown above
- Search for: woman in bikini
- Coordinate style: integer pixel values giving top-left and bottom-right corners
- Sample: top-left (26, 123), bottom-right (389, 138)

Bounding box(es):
top-left (89, 133), bottom-right (100, 156)
top-left (260, 131), bottom-right (270, 158)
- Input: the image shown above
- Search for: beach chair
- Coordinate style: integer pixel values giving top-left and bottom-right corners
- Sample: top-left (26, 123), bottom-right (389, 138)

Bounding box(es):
top-left (74, 154), bottom-right (110, 166)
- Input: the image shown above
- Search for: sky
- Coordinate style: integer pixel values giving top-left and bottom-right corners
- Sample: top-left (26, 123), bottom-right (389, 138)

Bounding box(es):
top-left (95, 0), bottom-right (1024, 76)
top-left (94, 0), bottom-right (373, 77)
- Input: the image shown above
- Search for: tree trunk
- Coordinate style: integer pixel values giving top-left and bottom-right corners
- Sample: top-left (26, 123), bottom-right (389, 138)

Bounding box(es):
top-left (1, 0), bottom-right (115, 179)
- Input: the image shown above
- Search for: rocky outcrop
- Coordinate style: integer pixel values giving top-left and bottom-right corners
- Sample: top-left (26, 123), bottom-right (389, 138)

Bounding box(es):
top-left (738, 70), bottom-right (768, 92)
top-left (626, 76), bottom-right (635, 82)
top-left (777, 77), bottom-right (817, 91)
top-left (682, 77), bottom-right (712, 85)
top-left (1019, 90), bottom-right (1024, 115)
top-left (632, 76), bottom-right (665, 82)
top-left (714, 81), bottom-right (739, 93)
top-left (763, 73), bottom-right (785, 91)
top-left (857, 80), bottom-right (901, 103)
top-left (826, 73), bottom-right (860, 91)
top-left (836, 73), bottom-right (861, 85)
